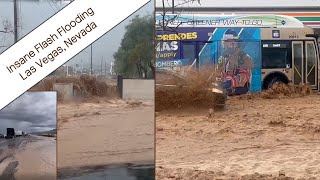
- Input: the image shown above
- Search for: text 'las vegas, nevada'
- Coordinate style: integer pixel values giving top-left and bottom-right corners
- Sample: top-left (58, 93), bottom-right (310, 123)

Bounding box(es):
top-left (6, 7), bottom-right (97, 80)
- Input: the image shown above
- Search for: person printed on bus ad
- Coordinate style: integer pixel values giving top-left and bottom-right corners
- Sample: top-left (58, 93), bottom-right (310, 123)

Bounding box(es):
top-left (218, 29), bottom-right (254, 94)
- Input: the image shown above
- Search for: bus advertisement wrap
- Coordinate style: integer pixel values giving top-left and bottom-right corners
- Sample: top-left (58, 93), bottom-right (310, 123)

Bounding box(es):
top-left (156, 27), bottom-right (262, 95)
top-left (156, 28), bottom-right (214, 60)
top-left (201, 28), bottom-right (262, 94)
top-left (156, 13), bottom-right (320, 95)
top-left (156, 28), bottom-right (215, 73)
top-left (156, 14), bottom-right (305, 28)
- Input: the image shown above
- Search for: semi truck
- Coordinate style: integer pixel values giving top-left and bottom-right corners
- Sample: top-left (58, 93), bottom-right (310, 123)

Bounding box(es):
top-left (5, 128), bottom-right (15, 139)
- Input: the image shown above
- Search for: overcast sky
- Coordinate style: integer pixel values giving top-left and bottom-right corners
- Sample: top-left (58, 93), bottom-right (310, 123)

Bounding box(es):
top-left (0, 92), bottom-right (56, 134)
top-left (155, 0), bottom-right (320, 8)
top-left (0, 0), bottom-right (154, 71)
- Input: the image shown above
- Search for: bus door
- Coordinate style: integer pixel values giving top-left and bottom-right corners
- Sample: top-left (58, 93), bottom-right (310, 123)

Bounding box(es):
top-left (292, 41), bottom-right (304, 85)
top-left (305, 41), bottom-right (318, 89)
top-left (318, 38), bottom-right (320, 90)
top-left (292, 41), bottom-right (318, 89)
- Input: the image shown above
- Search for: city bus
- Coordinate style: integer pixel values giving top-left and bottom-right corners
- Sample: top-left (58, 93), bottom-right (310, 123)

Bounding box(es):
top-left (155, 14), bottom-right (320, 95)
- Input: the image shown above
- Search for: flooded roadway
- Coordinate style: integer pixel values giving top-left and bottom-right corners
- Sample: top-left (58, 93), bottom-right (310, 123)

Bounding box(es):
top-left (0, 135), bottom-right (56, 180)
top-left (0, 136), bottom-right (28, 180)
top-left (58, 164), bottom-right (155, 180)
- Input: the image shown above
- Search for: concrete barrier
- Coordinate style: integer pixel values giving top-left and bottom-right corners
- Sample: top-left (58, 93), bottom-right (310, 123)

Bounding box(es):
top-left (122, 79), bottom-right (154, 100)
top-left (52, 83), bottom-right (74, 100)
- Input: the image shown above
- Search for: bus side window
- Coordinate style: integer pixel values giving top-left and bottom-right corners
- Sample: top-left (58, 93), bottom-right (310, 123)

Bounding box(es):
top-left (262, 48), bottom-right (290, 69)
top-left (262, 55), bottom-right (270, 68)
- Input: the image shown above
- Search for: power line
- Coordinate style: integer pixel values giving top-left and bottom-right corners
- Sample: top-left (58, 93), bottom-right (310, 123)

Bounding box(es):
top-left (46, 0), bottom-right (55, 12)
top-left (46, 0), bottom-right (57, 12)
top-left (0, 30), bottom-right (12, 33)
top-left (33, 1), bottom-right (49, 18)
top-left (52, 0), bottom-right (60, 11)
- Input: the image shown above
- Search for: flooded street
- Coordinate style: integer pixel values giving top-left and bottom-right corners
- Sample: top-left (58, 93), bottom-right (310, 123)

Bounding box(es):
top-left (156, 94), bottom-right (320, 179)
top-left (59, 165), bottom-right (154, 180)
top-left (57, 99), bottom-right (154, 179)
top-left (0, 135), bottom-right (56, 180)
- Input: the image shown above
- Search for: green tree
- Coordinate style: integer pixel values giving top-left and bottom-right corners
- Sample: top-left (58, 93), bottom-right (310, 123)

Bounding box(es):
top-left (114, 14), bottom-right (154, 79)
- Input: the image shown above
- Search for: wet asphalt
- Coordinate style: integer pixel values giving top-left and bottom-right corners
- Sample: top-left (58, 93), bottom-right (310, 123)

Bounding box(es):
top-left (0, 136), bottom-right (37, 180)
top-left (58, 164), bottom-right (155, 180)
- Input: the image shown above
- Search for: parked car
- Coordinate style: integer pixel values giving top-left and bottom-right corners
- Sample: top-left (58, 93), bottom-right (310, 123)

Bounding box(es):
top-left (0, 134), bottom-right (4, 138)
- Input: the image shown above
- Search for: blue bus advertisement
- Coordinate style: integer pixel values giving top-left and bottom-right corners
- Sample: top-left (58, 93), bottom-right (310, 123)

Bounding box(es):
top-left (155, 14), bottom-right (311, 95)
top-left (156, 27), bottom-right (262, 95)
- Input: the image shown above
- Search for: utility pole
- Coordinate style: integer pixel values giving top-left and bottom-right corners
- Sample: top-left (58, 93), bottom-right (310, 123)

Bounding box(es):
top-left (105, 60), bottom-right (107, 75)
top-left (110, 62), bottom-right (113, 75)
top-left (172, 0), bottom-right (174, 14)
top-left (81, 59), bottom-right (83, 74)
top-left (100, 57), bottom-right (103, 75)
top-left (90, 44), bottom-right (93, 75)
top-left (13, 0), bottom-right (18, 42)
top-left (66, 63), bottom-right (69, 76)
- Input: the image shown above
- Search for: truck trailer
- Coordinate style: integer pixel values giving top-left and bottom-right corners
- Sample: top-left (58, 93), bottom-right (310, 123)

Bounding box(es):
top-left (6, 128), bottom-right (15, 139)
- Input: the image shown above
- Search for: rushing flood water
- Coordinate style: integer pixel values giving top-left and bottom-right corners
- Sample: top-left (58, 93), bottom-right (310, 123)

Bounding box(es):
top-left (59, 165), bottom-right (155, 180)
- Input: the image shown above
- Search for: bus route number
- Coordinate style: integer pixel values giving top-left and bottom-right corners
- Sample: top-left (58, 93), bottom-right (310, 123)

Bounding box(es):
top-left (289, 32), bottom-right (299, 39)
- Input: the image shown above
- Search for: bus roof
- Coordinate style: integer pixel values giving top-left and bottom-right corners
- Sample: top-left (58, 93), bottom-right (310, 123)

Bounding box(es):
top-left (156, 14), bottom-right (305, 28)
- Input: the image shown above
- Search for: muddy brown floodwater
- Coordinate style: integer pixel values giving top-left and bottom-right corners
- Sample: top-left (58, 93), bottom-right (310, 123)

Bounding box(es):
top-left (57, 99), bottom-right (154, 179)
top-left (0, 135), bottom-right (56, 180)
top-left (156, 94), bottom-right (320, 179)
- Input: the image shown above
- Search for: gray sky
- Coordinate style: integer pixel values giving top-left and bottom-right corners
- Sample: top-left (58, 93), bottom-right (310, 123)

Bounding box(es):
top-left (0, 92), bottom-right (56, 134)
top-left (0, 0), bottom-right (154, 71)
top-left (155, 0), bottom-right (320, 8)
